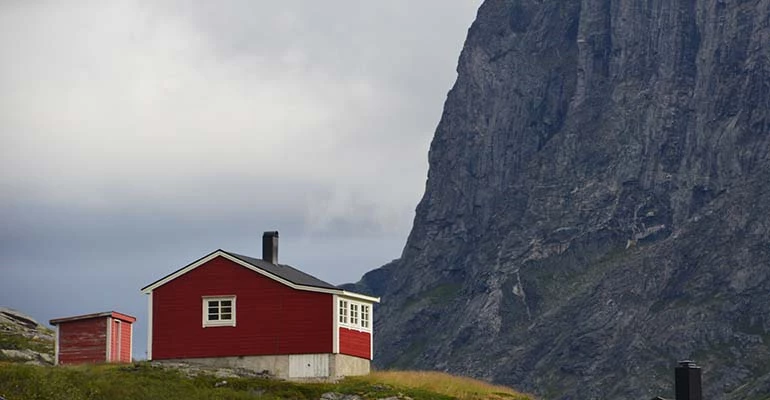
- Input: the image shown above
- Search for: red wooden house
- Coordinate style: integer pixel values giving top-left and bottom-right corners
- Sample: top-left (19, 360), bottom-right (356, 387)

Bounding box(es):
top-left (140, 231), bottom-right (380, 379)
top-left (49, 311), bottom-right (136, 365)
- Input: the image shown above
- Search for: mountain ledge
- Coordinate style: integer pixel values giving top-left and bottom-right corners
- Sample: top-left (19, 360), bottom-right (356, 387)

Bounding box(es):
top-left (347, 1), bottom-right (770, 399)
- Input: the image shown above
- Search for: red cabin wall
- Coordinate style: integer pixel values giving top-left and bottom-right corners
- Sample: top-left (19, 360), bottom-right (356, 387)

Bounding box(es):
top-left (339, 327), bottom-right (371, 359)
top-left (58, 317), bottom-right (107, 365)
top-left (152, 256), bottom-right (333, 360)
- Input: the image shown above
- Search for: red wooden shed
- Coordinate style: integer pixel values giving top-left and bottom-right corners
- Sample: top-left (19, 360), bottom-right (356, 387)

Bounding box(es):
top-left (49, 311), bottom-right (136, 365)
top-left (140, 231), bottom-right (380, 379)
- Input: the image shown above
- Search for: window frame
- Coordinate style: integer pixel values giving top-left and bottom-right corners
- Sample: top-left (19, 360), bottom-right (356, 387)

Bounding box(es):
top-left (338, 298), bottom-right (372, 332)
top-left (360, 304), bottom-right (370, 328)
top-left (339, 299), bottom-right (348, 324)
top-left (350, 303), bottom-right (359, 325)
top-left (202, 296), bottom-right (236, 327)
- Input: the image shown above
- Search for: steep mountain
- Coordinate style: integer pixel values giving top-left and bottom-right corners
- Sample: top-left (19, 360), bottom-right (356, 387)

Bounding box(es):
top-left (348, 1), bottom-right (770, 399)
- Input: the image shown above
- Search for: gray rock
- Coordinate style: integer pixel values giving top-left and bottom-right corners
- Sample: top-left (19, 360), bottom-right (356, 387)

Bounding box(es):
top-left (320, 393), bottom-right (363, 400)
top-left (1, 349), bottom-right (35, 361)
top-left (0, 306), bottom-right (54, 365)
top-left (39, 352), bottom-right (54, 364)
top-left (0, 307), bottom-right (43, 329)
top-left (149, 361), bottom-right (271, 379)
top-left (1, 348), bottom-right (53, 366)
top-left (348, 1), bottom-right (770, 399)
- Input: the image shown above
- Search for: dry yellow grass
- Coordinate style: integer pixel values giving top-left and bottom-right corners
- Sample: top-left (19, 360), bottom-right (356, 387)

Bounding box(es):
top-left (360, 370), bottom-right (533, 400)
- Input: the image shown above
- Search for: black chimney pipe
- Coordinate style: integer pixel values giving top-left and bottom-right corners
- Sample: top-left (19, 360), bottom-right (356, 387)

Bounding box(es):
top-left (675, 360), bottom-right (702, 400)
top-left (262, 231), bottom-right (279, 264)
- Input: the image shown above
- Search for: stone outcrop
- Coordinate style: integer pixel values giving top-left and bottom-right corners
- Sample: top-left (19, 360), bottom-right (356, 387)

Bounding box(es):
top-left (346, 1), bottom-right (770, 398)
top-left (0, 307), bottom-right (55, 365)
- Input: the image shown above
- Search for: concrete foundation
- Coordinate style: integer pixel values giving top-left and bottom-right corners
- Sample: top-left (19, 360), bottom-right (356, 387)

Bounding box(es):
top-left (330, 353), bottom-right (371, 377)
top-left (159, 353), bottom-right (369, 380)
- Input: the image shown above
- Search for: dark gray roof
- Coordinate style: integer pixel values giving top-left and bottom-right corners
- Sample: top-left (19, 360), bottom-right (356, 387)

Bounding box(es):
top-left (222, 250), bottom-right (338, 290)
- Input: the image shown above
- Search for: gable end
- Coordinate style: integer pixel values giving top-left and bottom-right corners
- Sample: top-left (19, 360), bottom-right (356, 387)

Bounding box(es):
top-left (140, 250), bottom-right (379, 303)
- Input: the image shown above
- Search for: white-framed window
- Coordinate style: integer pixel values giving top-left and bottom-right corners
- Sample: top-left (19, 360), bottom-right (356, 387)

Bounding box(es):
top-left (360, 304), bottom-right (370, 328)
top-left (338, 299), bottom-right (348, 324)
top-left (338, 298), bottom-right (371, 331)
top-left (203, 296), bottom-right (236, 327)
top-left (350, 303), bottom-right (359, 325)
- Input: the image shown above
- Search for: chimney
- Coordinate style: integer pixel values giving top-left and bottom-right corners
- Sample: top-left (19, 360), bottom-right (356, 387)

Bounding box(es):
top-left (262, 231), bottom-right (279, 264)
top-left (675, 360), bottom-right (702, 400)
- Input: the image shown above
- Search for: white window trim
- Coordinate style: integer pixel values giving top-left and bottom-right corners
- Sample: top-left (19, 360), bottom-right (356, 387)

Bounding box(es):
top-left (147, 292), bottom-right (153, 360)
top-left (350, 303), bottom-right (359, 325)
top-left (360, 303), bottom-right (371, 329)
top-left (54, 326), bottom-right (60, 365)
top-left (105, 316), bottom-right (112, 362)
top-left (202, 296), bottom-right (236, 327)
top-left (332, 294), bottom-right (340, 354)
top-left (129, 322), bottom-right (134, 362)
top-left (339, 299), bottom-right (348, 324)
top-left (115, 319), bottom-right (122, 362)
top-left (338, 298), bottom-right (372, 332)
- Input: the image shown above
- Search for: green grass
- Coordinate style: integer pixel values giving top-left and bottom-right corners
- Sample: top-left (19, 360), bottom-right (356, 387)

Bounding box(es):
top-left (0, 362), bottom-right (533, 400)
top-left (358, 371), bottom-right (531, 400)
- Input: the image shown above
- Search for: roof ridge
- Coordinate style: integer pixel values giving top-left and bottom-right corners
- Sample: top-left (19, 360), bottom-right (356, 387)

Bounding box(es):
top-left (222, 250), bottom-right (338, 290)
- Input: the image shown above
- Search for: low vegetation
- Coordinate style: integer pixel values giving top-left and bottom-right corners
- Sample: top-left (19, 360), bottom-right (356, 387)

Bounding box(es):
top-left (358, 370), bottom-right (530, 400)
top-left (0, 362), bottom-right (532, 400)
top-left (0, 308), bottom-right (530, 399)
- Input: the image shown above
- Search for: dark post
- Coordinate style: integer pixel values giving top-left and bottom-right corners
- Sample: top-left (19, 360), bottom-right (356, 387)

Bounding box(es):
top-left (262, 231), bottom-right (279, 264)
top-left (675, 360), bottom-right (702, 400)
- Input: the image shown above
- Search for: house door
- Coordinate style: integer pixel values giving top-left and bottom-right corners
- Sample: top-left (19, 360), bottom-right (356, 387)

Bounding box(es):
top-left (114, 320), bottom-right (121, 362)
top-left (109, 319), bottom-right (122, 362)
top-left (288, 354), bottom-right (329, 378)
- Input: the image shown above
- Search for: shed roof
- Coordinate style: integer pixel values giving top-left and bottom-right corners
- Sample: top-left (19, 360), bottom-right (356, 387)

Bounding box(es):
top-left (50, 311), bottom-right (136, 325)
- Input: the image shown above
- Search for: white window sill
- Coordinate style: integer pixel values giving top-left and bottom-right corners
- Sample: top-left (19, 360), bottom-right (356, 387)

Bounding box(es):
top-left (339, 324), bottom-right (371, 333)
top-left (203, 321), bottom-right (236, 328)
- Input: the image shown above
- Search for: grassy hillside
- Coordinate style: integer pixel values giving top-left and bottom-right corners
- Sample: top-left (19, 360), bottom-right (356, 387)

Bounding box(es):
top-left (0, 362), bottom-right (532, 400)
top-left (0, 306), bottom-right (531, 399)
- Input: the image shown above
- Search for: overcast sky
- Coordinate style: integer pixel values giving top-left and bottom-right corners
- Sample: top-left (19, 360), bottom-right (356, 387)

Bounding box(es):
top-left (0, 1), bottom-right (481, 359)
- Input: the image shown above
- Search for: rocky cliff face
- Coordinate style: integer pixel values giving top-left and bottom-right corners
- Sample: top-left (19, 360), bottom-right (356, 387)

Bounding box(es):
top-left (349, 1), bottom-right (770, 398)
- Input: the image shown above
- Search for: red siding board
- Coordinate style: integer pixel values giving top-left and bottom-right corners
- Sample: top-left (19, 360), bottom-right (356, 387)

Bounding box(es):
top-left (120, 322), bottom-right (132, 362)
top-left (58, 318), bottom-right (107, 365)
top-left (152, 256), bottom-right (333, 360)
top-left (339, 327), bottom-right (371, 359)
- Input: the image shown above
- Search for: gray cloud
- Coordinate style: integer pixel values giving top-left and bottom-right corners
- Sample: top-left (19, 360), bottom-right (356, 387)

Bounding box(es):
top-left (0, 0), bottom-right (481, 359)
